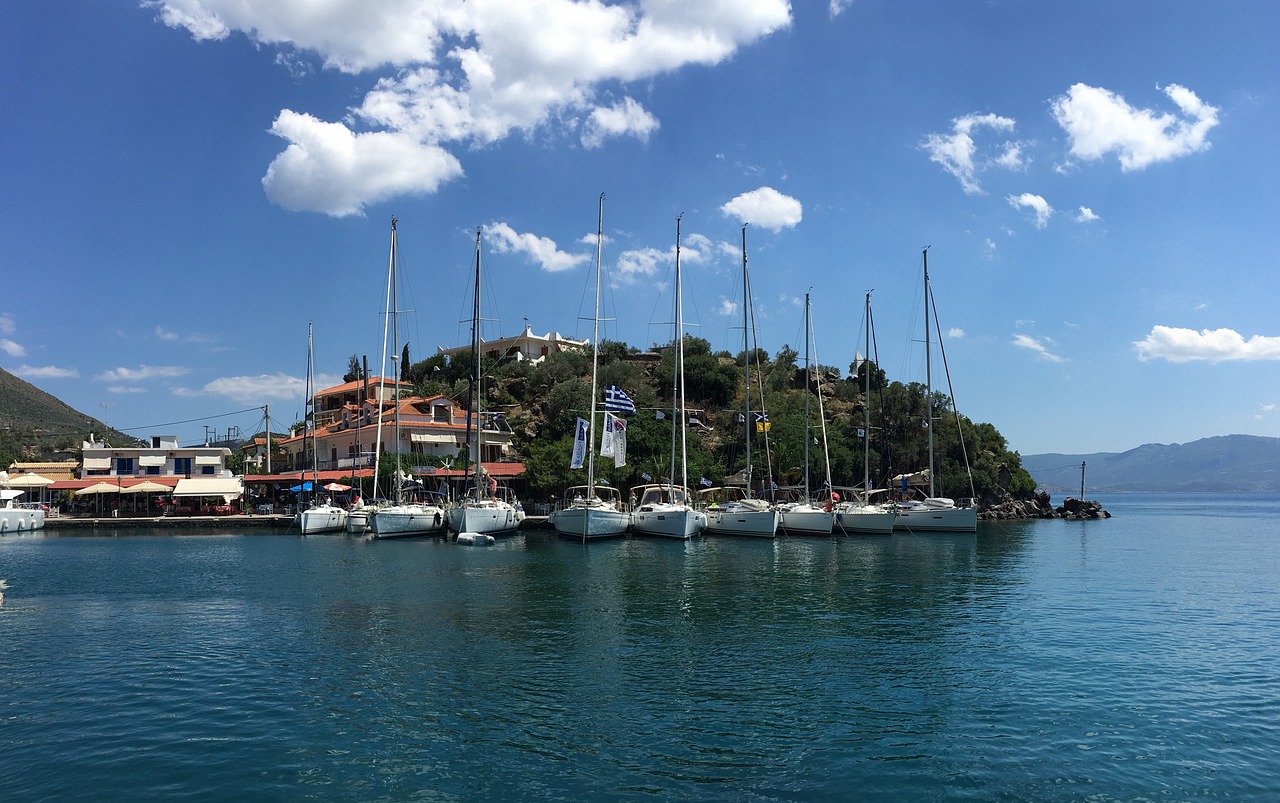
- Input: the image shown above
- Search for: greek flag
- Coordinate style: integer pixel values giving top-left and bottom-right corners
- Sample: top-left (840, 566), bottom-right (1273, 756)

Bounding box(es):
top-left (604, 385), bottom-right (636, 414)
top-left (641, 472), bottom-right (652, 481)
top-left (700, 477), bottom-right (713, 487)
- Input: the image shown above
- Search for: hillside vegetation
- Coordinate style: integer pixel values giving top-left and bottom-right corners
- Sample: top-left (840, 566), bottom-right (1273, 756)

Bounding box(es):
top-left (396, 336), bottom-right (1037, 505)
top-left (0, 367), bottom-right (130, 467)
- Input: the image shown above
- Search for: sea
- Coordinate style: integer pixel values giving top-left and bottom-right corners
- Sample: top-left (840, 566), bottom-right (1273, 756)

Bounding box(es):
top-left (1, 492), bottom-right (1277, 802)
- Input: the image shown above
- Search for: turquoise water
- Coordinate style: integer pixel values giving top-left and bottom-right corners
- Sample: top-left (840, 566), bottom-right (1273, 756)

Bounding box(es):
top-left (1, 494), bottom-right (1277, 801)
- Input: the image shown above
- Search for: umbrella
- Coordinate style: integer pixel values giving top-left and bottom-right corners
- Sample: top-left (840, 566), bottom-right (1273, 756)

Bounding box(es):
top-left (323, 482), bottom-right (351, 492)
top-left (287, 481), bottom-right (314, 493)
top-left (5, 473), bottom-right (54, 488)
top-left (76, 481), bottom-right (122, 495)
top-left (120, 481), bottom-right (171, 494)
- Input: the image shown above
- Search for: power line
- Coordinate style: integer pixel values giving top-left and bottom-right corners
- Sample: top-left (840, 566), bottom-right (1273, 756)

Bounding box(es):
top-left (116, 407), bottom-right (264, 433)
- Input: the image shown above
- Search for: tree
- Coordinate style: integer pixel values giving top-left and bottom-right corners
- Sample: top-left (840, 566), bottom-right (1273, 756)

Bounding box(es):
top-left (343, 355), bottom-right (363, 383)
top-left (400, 343), bottom-right (411, 381)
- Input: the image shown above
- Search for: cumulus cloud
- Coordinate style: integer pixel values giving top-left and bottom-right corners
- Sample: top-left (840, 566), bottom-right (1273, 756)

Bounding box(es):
top-left (1051, 83), bottom-right (1219, 171)
top-left (614, 246), bottom-right (669, 284)
top-left (1007, 192), bottom-right (1053, 229)
top-left (485, 222), bottom-right (591, 273)
top-left (1134, 326), bottom-right (1280, 363)
top-left (155, 326), bottom-right (179, 341)
top-left (0, 338), bottom-right (25, 358)
top-left (921, 113), bottom-right (1021, 194)
top-left (14, 365), bottom-right (79, 379)
top-left (153, 1), bottom-right (791, 216)
top-left (829, 0), bottom-right (853, 17)
top-left (1075, 206), bottom-right (1100, 223)
top-left (0, 313), bottom-right (15, 335)
top-left (718, 298), bottom-right (739, 317)
top-left (720, 186), bottom-right (803, 231)
top-left (108, 386), bottom-right (149, 395)
top-left (581, 97), bottom-right (660, 149)
top-left (95, 365), bottom-right (190, 382)
top-left (947, 327), bottom-right (965, 339)
top-left (262, 111), bottom-right (463, 216)
top-left (1012, 333), bottom-right (1066, 362)
top-left (203, 373), bottom-right (312, 403)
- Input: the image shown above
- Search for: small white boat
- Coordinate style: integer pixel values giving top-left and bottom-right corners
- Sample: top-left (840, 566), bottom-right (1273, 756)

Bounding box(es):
top-left (296, 501), bottom-right (347, 534)
top-left (345, 505), bottom-right (370, 534)
top-left (551, 485), bottom-right (630, 540)
top-left (701, 487), bottom-right (778, 538)
top-left (1, 489), bottom-right (45, 533)
top-left (778, 500), bottom-right (834, 535)
top-left (631, 483), bottom-right (706, 539)
top-left (456, 532), bottom-right (496, 546)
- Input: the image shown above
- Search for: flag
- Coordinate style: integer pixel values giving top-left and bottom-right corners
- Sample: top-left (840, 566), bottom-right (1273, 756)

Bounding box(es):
top-left (604, 385), bottom-right (636, 414)
top-left (738, 412), bottom-right (746, 424)
top-left (770, 480), bottom-right (778, 490)
top-left (700, 476), bottom-right (712, 487)
top-left (641, 472), bottom-right (652, 481)
top-left (570, 417), bottom-right (588, 469)
top-left (857, 427), bottom-right (866, 438)
top-left (655, 410), bottom-right (666, 420)
top-left (754, 412), bottom-right (770, 432)
top-left (601, 412), bottom-right (627, 467)
top-left (688, 415), bottom-right (712, 431)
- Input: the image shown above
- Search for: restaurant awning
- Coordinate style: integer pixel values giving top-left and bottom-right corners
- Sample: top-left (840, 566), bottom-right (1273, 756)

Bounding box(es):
top-left (83, 457), bottom-right (112, 471)
top-left (139, 453), bottom-right (167, 467)
top-left (76, 481), bottom-right (122, 495)
top-left (120, 480), bottom-right (172, 494)
top-left (409, 433), bottom-right (457, 444)
top-left (173, 478), bottom-right (244, 499)
top-left (5, 473), bottom-right (54, 488)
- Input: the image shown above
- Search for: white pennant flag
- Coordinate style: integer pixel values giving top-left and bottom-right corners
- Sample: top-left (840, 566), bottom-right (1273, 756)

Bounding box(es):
top-left (600, 412), bottom-right (615, 458)
top-left (570, 417), bottom-right (588, 469)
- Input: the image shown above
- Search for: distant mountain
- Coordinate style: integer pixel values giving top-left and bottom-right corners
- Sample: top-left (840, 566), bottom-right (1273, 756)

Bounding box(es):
top-left (0, 366), bottom-right (130, 462)
top-left (1021, 435), bottom-right (1280, 493)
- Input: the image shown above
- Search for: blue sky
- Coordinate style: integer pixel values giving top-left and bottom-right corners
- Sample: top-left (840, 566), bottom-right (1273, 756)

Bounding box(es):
top-left (2, 0), bottom-right (1277, 455)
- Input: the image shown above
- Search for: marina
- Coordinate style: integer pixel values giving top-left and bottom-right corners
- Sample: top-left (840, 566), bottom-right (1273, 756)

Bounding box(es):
top-left (1, 493), bottom-right (1276, 800)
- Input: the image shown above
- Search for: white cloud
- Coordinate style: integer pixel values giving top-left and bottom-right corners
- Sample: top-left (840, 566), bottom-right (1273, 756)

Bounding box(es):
top-left (720, 186), bottom-right (803, 231)
top-left (1007, 192), bottom-right (1053, 229)
top-left (614, 246), bottom-right (669, 284)
top-left (14, 364), bottom-right (79, 379)
top-left (95, 365), bottom-right (190, 382)
top-left (0, 313), bottom-right (15, 335)
top-left (829, 0), bottom-right (853, 18)
top-left (947, 327), bottom-right (965, 339)
top-left (262, 111), bottom-right (463, 217)
top-left (154, 1), bottom-right (791, 215)
top-left (203, 373), bottom-right (310, 403)
top-left (718, 297), bottom-right (739, 317)
top-left (1134, 326), bottom-right (1280, 363)
top-left (581, 97), bottom-right (660, 149)
top-left (1261, 403), bottom-right (1276, 412)
top-left (1051, 83), bottom-right (1219, 171)
top-left (108, 386), bottom-right (149, 394)
top-left (1012, 334), bottom-right (1066, 362)
top-left (485, 222), bottom-right (591, 273)
top-left (921, 113), bottom-right (1019, 194)
top-left (1075, 206), bottom-right (1100, 223)
top-left (0, 338), bottom-right (25, 358)
top-left (155, 326), bottom-right (179, 341)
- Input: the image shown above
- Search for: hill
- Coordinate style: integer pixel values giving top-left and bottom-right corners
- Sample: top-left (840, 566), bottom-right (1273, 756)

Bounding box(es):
top-left (0, 366), bottom-right (130, 465)
top-left (1021, 435), bottom-right (1280, 493)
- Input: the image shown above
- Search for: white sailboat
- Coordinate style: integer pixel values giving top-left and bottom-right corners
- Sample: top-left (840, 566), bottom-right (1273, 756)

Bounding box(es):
top-left (368, 217), bottom-right (447, 539)
top-left (892, 249), bottom-right (978, 533)
top-left (550, 194), bottom-right (630, 540)
top-left (632, 216), bottom-right (707, 540)
top-left (833, 292), bottom-right (897, 535)
top-left (295, 323), bottom-right (348, 535)
top-left (778, 293), bottom-right (836, 535)
top-left (704, 226), bottom-right (778, 538)
top-left (446, 230), bottom-right (520, 537)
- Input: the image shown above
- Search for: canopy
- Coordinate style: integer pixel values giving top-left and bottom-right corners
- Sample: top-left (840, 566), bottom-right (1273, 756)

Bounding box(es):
top-left (173, 478), bottom-right (244, 500)
top-left (5, 473), bottom-right (54, 488)
top-left (287, 481), bottom-right (314, 492)
top-left (323, 482), bottom-right (351, 492)
top-left (120, 481), bottom-right (172, 494)
top-left (76, 481), bottom-right (121, 495)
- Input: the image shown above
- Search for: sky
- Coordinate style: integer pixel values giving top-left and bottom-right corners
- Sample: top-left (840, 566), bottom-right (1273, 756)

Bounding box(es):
top-left (2, 0), bottom-right (1278, 456)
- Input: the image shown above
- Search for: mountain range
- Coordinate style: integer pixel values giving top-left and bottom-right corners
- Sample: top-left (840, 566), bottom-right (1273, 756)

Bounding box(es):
top-left (1021, 435), bottom-right (1280, 494)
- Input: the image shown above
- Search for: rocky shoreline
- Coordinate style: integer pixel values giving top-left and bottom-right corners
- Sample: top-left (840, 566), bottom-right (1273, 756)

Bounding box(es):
top-left (979, 491), bottom-right (1110, 521)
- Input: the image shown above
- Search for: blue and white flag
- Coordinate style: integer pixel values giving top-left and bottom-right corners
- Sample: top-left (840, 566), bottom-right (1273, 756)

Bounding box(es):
top-left (641, 472), bottom-right (652, 481)
top-left (700, 476), bottom-right (713, 487)
top-left (570, 417), bottom-right (589, 469)
top-left (600, 412), bottom-right (627, 468)
top-left (604, 385), bottom-right (636, 414)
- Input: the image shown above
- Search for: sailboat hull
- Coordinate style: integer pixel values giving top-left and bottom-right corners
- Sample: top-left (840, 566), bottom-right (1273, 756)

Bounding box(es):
top-left (296, 506), bottom-right (347, 534)
top-left (447, 503), bottom-right (519, 535)
top-left (705, 508), bottom-right (778, 538)
top-left (632, 505), bottom-right (706, 539)
top-left (551, 506), bottom-right (630, 539)
top-left (892, 503), bottom-right (977, 533)
top-left (369, 504), bottom-right (447, 538)
top-left (779, 504), bottom-right (834, 535)
top-left (833, 506), bottom-right (897, 535)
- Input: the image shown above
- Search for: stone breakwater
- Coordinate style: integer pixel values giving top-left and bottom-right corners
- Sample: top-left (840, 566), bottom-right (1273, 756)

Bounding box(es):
top-left (979, 491), bottom-right (1110, 521)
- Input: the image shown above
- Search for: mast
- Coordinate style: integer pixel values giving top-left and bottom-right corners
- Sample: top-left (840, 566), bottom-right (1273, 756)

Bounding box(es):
top-left (863, 292), bottom-right (873, 501)
top-left (741, 225), bottom-right (752, 499)
top-left (586, 194), bottom-right (604, 497)
top-left (923, 247), bottom-right (935, 498)
top-left (306, 322), bottom-right (316, 505)
top-left (373, 218), bottom-right (396, 503)
top-left (803, 292), bottom-right (811, 501)
top-left (670, 215), bottom-right (688, 498)
top-left (390, 220), bottom-right (403, 504)
top-left (467, 229), bottom-right (483, 502)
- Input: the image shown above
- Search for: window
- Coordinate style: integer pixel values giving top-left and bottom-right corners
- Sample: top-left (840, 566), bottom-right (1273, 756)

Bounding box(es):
top-left (174, 457), bottom-right (192, 476)
top-left (146, 465), bottom-right (160, 476)
top-left (201, 464), bottom-right (215, 475)
top-left (115, 457), bottom-right (135, 475)
top-left (434, 405), bottom-right (451, 423)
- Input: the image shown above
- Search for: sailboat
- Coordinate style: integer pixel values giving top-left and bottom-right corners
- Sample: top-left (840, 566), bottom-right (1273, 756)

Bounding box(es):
top-left (833, 292), bottom-right (898, 535)
top-left (631, 216), bottom-right (707, 539)
top-left (778, 293), bottom-right (836, 535)
top-left (445, 229), bottom-right (520, 536)
top-left (295, 323), bottom-right (348, 534)
top-left (368, 218), bottom-right (447, 539)
top-left (703, 226), bottom-right (778, 538)
top-left (550, 194), bottom-right (630, 540)
top-left (891, 249), bottom-right (978, 533)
